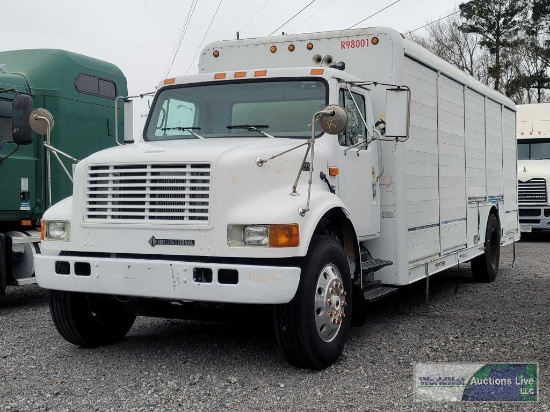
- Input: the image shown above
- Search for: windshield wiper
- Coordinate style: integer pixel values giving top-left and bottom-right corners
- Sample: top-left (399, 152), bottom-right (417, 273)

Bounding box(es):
top-left (227, 124), bottom-right (275, 138)
top-left (160, 126), bottom-right (204, 139)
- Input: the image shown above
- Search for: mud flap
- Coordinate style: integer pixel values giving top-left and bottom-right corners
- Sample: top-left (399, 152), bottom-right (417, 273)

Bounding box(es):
top-left (0, 233), bottom-right (6, 300)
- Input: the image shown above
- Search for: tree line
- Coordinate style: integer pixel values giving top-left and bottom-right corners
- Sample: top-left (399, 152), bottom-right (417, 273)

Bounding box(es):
top-left (408, 0), bottom-right (550, 104)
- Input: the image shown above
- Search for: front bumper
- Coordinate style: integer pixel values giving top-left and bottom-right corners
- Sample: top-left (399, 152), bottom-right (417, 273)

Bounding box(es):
top-left (35, 254), bottom-right (301, 304)
top-left (519, 207), bottom-right (550, 232)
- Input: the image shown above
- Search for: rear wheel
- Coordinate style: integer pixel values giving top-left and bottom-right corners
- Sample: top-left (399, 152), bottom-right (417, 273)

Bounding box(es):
top-left (471, 213), bottom-right (501, 283)
top-left (49, 290), bottom-right (136, 347)
top-left (274, 236), bottom-right (352, 369)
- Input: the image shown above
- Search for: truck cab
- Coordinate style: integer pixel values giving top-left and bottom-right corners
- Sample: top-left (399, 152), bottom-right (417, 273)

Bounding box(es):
top-left (517, 104), bottom-right (550, 232)
top-left (37, 66), bottom-right (392, 368)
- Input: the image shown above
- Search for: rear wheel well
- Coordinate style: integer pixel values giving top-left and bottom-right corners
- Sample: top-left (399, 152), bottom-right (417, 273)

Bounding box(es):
top-left (489, 206), bottom-right (501, 233)
top-left (312, 208), bottom-right (359, 280)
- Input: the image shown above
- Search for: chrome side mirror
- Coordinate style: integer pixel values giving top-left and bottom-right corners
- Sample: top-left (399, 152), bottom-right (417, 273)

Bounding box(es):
top-left (318, 104), bottom-right (348, 135)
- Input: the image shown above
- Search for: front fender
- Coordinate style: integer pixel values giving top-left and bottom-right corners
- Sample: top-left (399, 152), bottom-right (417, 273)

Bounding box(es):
top-left (297, 192), bottom-right (350, 257)
top-left (43, 196), bottom-right (74, 221)
top-left (226, 189), bottom-right (349, 257)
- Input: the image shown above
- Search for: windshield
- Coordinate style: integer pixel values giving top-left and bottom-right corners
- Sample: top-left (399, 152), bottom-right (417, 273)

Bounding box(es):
top-left (0, 99), bottom-right (12, 148)
top-left (518, 139), bottom-right (550, 160)
top-left (144, 79), bottom-right (327, 141)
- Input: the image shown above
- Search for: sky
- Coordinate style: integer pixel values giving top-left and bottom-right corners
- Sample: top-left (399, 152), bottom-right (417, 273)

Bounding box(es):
top-left (0, 0), bottom-right (460, 127)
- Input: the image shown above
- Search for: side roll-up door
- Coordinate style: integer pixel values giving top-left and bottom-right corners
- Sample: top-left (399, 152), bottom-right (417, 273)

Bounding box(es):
top-left (486, 99), bottom-right (504, 199)
top-left (502, 107), bottom-right (518, 234)
top-left (403, 57), bottom-right (440, 263)
top-left (465, 88), bottom-right (487, 247)
top-left (438, 75), bottom-right (467, 253)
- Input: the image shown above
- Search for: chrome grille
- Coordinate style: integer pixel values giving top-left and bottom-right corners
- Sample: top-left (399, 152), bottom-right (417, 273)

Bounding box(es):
top-left (518, 178), bottom-right (547, 205)
top-left (86, 163), bottom-right (211, 224)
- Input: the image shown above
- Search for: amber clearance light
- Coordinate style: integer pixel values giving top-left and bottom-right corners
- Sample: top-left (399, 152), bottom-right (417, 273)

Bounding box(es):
top-left (269, 224), bottom-right (300, 247)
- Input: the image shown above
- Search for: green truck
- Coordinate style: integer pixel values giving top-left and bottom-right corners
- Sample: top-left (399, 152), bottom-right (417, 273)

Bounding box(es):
top-left (0, 49), bottom-right (127, 299)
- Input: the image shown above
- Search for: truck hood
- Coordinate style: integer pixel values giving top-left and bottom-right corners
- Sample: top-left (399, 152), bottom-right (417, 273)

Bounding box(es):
top-left (518, 160), bottom-right (550, 181)
top-left (82, 138), bottom-right (317, 165)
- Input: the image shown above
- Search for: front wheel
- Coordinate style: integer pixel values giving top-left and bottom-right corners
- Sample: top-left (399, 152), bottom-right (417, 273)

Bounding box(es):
top-left (471, 213), bottom-right (501, 283)
top-left (49, 290), bottom-right (136, 347)
top-left (274, 236), bottom-right (352, 369)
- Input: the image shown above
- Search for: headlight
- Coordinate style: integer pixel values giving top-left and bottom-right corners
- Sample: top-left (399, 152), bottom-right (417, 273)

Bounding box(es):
top-left (244, 225), bottom-right (269, 246)
top-left (42, 221), bottom-right (70, 241)
top-left (228, 224), bottom-right (299, 247)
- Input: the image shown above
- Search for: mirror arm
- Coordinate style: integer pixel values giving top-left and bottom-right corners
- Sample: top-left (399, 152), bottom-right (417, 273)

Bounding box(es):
top-left (343, 138), bottom-right (368, 156)
top-left (345, 83), bottom-right (374, 140)
top-left (255, 141), bottom-right (309, 167)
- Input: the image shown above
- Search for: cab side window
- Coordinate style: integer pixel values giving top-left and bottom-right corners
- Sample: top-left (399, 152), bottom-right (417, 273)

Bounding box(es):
top-left (338, 89), bottom-right (366, 147)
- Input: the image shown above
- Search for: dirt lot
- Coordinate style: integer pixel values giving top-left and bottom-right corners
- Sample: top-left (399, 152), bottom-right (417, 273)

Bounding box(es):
top-left (0, 238), bottom-right (548, 411)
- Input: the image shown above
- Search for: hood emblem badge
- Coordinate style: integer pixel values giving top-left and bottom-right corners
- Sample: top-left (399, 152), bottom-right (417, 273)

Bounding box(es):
top-left (148, 236), bottom-right (195, 247)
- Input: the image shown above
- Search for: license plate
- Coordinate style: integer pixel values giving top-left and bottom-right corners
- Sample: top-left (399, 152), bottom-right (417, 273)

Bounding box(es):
top-left (520, 224), bottom-right (532, 233)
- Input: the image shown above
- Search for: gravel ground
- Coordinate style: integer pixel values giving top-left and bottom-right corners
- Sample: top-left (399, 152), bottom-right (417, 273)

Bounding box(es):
top-left (0, 238), bottom-right (548, 412)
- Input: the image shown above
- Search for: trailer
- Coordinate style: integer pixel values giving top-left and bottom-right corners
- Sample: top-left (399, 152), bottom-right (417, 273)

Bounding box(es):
top-left (35, 28), bottom-right (519, 369)
top-left (517, 103), bottom-right (550, 232)
top-left (0, 49), bottom-right (127, 298)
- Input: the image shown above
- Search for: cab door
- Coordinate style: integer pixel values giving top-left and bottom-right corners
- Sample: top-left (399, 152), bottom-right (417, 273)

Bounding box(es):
top-left (335, 87), bottom-right (380, 238)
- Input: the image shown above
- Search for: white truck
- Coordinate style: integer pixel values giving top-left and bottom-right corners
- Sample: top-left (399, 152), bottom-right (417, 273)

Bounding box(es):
top-left (35, 28), bottom-right (519, 369)
top-left (517, 103), bottom-right (550, 233)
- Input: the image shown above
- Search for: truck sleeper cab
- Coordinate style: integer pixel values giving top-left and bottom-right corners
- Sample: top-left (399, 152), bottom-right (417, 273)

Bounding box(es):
top-left (0, 49), bottom-right (127, 299)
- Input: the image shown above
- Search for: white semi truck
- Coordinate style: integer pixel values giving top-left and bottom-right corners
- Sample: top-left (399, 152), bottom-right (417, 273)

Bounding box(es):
top-left (35, 28), bottom-right (519, 369)
top-left (517, 103), bottom-right (550, 232)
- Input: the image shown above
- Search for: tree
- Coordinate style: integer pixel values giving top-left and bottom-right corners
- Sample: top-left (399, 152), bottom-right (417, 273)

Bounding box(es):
top-left (523, 0), bottom-right (550, 102)
top-left (459, 0), bottom-right (529, 92)
top-left (408, 13), bottom-right (486, 79)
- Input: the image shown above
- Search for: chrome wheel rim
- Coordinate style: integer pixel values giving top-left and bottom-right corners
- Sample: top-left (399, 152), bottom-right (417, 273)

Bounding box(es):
top-left (314, 263), bottom-right (347, 342)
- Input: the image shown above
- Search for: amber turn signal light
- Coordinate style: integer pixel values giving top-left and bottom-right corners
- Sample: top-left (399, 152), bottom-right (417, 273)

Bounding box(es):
top-left (269, 224), bottom-right (299, 247)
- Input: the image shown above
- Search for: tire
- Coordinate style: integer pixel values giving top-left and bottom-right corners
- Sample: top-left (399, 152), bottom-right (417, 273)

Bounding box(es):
top-left (273, 236), bottom-right (352, 369)
top-left (48, 290), bottom-right (136, 347)
top-left (471, 213), bottom-right (501, 283)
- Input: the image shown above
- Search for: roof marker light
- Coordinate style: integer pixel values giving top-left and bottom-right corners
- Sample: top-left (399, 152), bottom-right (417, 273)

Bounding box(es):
top-left (288, 44), bottom-right (295, 52)
top-left (213, 50), bottom-right (220, 57)
top-left (372, 37), bottom-right (379, 45)
top-left (234, 71), bottom-right (246, 78)
top-left (164, 78), bottom-right (176, 85)
top-left (270, 45), bottom-right (277, 53)
top-left (310, 69), bottom-right (324, 75)
top-left (307, 42), bottom-right (314, 50)
top-left (254, 70), bottom-right (267, 77)
top-left (214, 73), bottom-right (227, 79)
